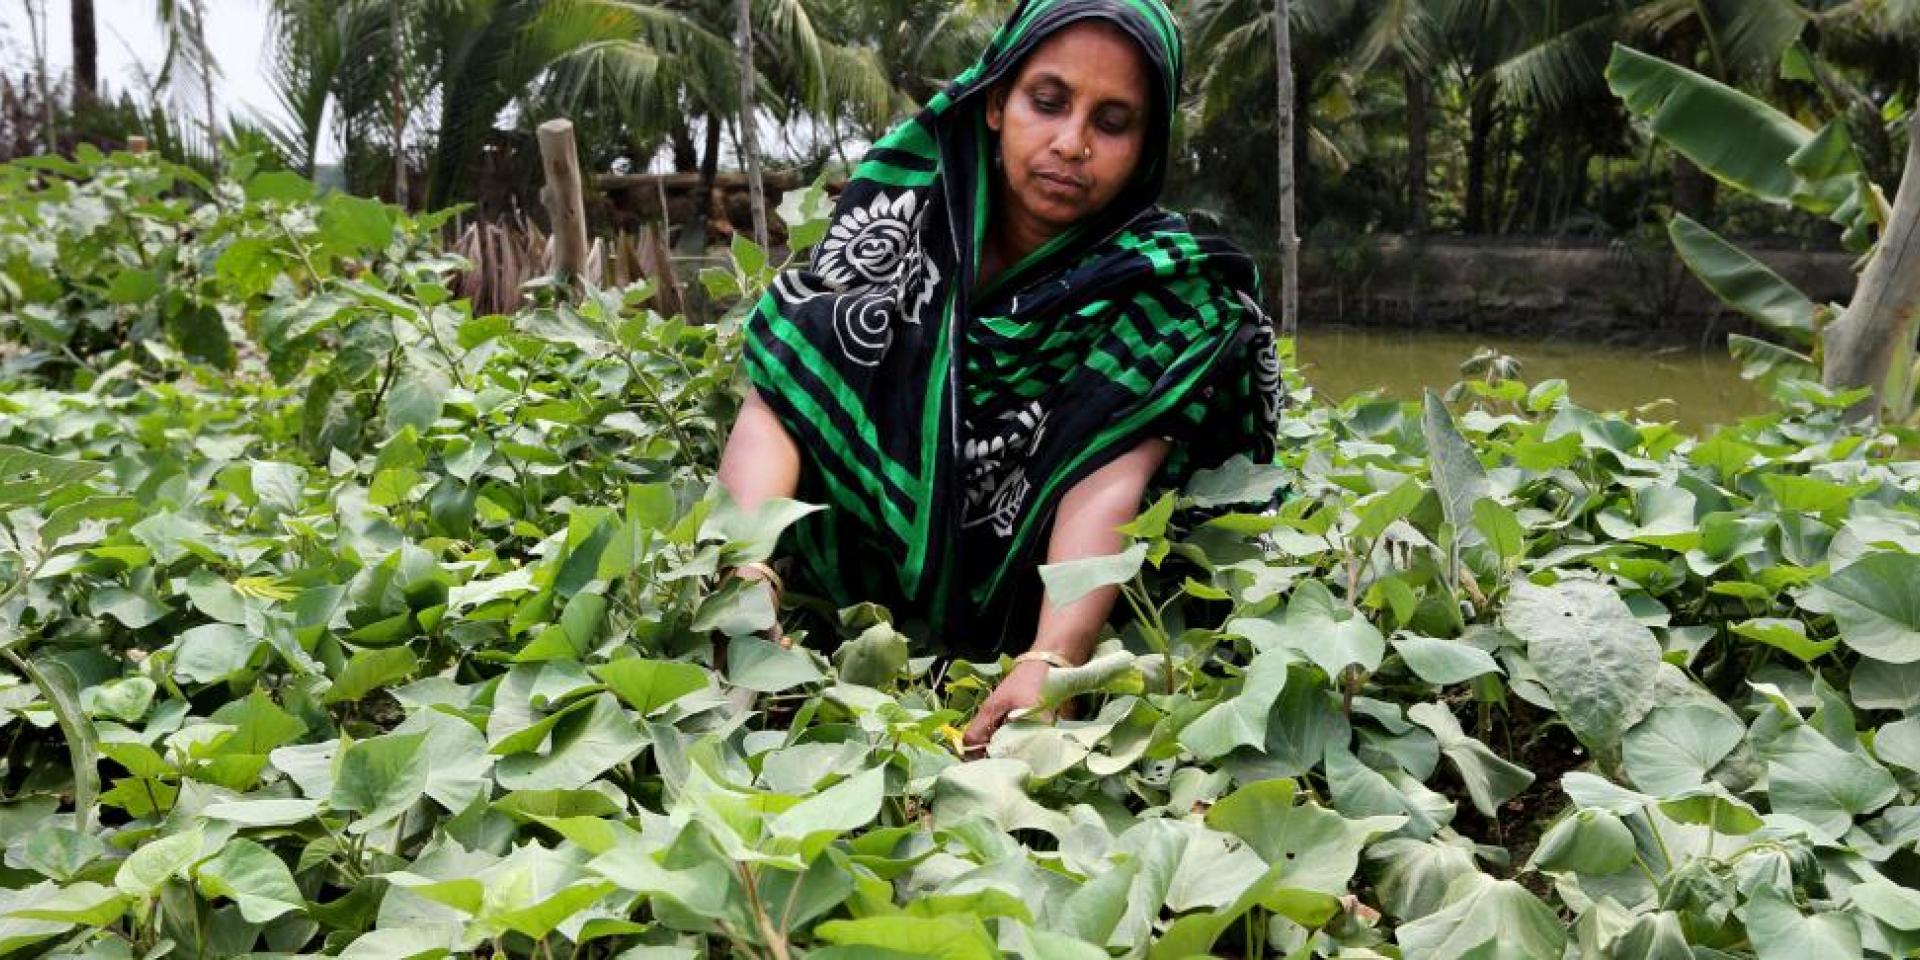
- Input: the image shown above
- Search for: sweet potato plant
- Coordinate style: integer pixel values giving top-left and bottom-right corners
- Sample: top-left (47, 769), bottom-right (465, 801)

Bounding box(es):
top-left (2, 151), bottom-right (1920, 959)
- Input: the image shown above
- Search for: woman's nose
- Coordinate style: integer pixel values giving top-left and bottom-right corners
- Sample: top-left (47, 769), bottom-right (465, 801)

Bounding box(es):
top-left (1051, 120), bottom-right (1091, 161)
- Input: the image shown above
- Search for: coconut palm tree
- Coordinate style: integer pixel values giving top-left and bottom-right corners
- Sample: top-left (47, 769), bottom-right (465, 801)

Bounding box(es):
top-left (1450, 0), bottom-right (1815, 226)
top-left (1344, 0), bottom-right (1443, 232)
top-left (1186, 0), bottom-right (1399, 227)
top-left (806, 0), bottom-right (1005, 132)
top-left (259, 0), bottom-right (383, 176)
top-left (534, 0), bottom-right (899, 241)
top-left (1274, 0), bottom-right (1299, 336)
top-left (154, 0), bottom-right (221, 161)
top-left (737, 0), bottom-right (769, 246)
top-left (259, 0), bottom-right (904, 222)
top-left (20, 0), bottom-right (56, 152)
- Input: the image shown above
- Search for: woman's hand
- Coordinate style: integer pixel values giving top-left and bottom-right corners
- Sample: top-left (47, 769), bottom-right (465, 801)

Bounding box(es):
top-left (962, 659), bottom-right (1052, 755)
top-left (961, 438), bottom-right (1171, 756)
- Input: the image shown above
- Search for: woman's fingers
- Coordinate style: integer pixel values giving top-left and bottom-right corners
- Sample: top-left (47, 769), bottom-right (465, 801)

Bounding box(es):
top-left (962, 696), bottom-right (1010, 753)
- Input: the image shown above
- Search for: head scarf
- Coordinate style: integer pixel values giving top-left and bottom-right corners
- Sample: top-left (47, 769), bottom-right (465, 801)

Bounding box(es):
top-left (741, 0), bottom-right (1283, 658)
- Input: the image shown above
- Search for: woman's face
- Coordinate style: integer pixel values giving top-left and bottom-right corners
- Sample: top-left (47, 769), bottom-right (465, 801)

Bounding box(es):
top-left (985, 21), bottom-right (1152, 239)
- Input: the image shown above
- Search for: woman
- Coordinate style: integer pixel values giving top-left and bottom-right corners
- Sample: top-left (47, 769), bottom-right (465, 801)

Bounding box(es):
top-left (717, 0), bottom-right (1282, 751)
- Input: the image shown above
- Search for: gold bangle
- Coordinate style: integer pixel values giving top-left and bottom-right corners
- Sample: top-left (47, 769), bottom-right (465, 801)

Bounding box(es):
top-left (728, 560), bottom-right (784, 600)
top-left (1013, 650), bottom-right (1075, 670)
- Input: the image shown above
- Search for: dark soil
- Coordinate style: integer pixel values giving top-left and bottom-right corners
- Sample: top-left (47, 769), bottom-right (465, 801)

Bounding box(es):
top-left (1443, 699), bottom-right (1589, 899)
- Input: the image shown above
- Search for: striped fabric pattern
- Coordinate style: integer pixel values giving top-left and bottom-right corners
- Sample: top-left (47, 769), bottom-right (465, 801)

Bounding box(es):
top-left (743, 0), bottom-right (1282, 657)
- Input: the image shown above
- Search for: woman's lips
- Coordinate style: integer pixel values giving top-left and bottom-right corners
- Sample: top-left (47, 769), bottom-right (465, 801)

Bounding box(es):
top-left (1032, 170), bottom-right (1088, 197)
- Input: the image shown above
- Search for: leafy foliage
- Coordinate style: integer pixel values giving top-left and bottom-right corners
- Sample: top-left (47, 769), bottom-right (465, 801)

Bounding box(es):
top-left (3, 151), bottom-right (1920, 958)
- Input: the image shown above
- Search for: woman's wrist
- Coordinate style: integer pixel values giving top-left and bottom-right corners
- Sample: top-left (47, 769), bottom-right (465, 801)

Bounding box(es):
top-left (719, 560), bottom-right (792, 648)
top-left (1025, 627), bottom-right (1095, 665)
top-left (1013, 649), bottom-right (1077, 669)
top-left (724, 560), bottom-right (784, 598)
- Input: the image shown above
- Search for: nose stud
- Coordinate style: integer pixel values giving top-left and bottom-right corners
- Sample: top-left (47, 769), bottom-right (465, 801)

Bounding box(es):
top-left (1082, 145), bottom-right (1092, 160)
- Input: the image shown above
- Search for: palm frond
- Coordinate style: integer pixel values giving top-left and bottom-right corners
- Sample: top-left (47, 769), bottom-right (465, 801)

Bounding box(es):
top-left (1711, 0), bottom-right (1810, 73)
top-left (540, 40), bottom-right (681, 137)
top-left (153, 0), bottom-right (220, 154)
top-left (819, 42), bottom-right (905, 132)
top-left (1349, 0), bottom-right (1442, 76)
top-left (1487, 7), bottom-right (1627, 110)
top-left (756, 0), bottom-right (830, 111)
top-left (1193, 18), bottom-right (1270, 129)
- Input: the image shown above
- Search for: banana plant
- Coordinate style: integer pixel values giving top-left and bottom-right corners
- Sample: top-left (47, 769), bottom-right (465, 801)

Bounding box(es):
top-left (1607, 41), bottom-right (1920, 423)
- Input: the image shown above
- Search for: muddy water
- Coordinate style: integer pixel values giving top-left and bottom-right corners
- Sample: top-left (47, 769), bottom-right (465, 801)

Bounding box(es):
top-left (1298, 327), bottom-right (1773, 433)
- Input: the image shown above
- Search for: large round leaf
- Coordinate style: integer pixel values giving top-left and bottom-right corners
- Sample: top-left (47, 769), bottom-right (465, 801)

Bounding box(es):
top-left (1802, 553), bottom-right (1920, 662)
top-left (1623, 703), bottom-right (1745, 796)
top-left (1501, 579), bottom-right (1660, 761)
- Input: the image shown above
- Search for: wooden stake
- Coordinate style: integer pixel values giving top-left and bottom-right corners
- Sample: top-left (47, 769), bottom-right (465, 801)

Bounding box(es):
top-left (537, 119), bottom-right (591, 287)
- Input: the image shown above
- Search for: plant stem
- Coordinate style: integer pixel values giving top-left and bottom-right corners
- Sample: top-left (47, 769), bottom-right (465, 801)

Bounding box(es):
top-left (417, 307), bottom-right (468, 391)
top-left (363, 345), bottom-right (402, 441)
top-left (277, 220), bottom-right (324, 288)
top-left (4, 648), bottom-right (99, 833)
top-left (620, 350), bottom-right (701, 471)
top-left (0, 554), bottom-right (49, 624)
top-left (1121, 576), bottom-right (1174, 695)
top-left (735, 862), bottom-right (791, 960)
top-left (1649, 816), bottom-right (1676, 874)
top-left (776, 862), bottom-right (808, 937)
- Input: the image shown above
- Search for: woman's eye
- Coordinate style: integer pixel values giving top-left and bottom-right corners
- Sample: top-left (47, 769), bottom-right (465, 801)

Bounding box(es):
top-left (1030, 93), bottom-right (1065, 114)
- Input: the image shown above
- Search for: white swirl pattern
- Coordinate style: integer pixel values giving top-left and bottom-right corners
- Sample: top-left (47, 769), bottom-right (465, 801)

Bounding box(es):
top-left (832, 292), bottom-right (898, 368)
top-left (1238, 291), bottom-right (1285, 428)
top-left (894, 229), bottom-right (941, 327)
top-left (961, 401), bottom-right (1050, 538)
top-left (772, 271), bottom-right (833, 306)
top-left (815, 191), bottom-right (920, 288)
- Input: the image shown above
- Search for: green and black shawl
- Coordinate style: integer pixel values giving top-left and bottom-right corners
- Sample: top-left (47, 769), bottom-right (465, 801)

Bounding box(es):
top-left (742, 0), bottom-right (1283, 657)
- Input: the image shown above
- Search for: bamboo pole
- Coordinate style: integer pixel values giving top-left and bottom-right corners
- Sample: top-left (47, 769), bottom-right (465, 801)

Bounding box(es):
top-left (537, 119), bottom-right (591, 287)
top-left (1273, 0), bottom-right (1299, 339)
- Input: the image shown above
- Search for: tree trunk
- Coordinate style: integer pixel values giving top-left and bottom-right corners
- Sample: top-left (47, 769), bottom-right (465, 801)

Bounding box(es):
top-left (680, 113), bottom-right (725, 254)
top-left (1508, 125), bottom-right (1546, 233)
top-left (1405, 67), bottom-right (1428, 236)
top-left (1490, 109), bottom-right (1518, 233)
top-left (1667, 27), bottom-right (1712, 221)
top-left (24, 0), bottom-right (55, 152)
top-left (72, 0), bottom-right (97, 107)
top-left (1563, 133), bottom-right (1588, 234)
top-left (1823, 78), bottom-right (1920, 421)
top-left (190, 0), bottom-right (220, 163)
top-left (1464, 75), bottom-right (1495, 233)
top-left (671, 120), bottom-right (697, 172)
top-left (1273, 0), bottom-right (1299, 339)
top-left (389, 0), bottom-right (408, 208)
top-left (1292, 55), bottom-right (1312, 235)
top-left (1671, 154), bottom-right (1715, 221)
top-left (735, 0), bottom-right (769, 250)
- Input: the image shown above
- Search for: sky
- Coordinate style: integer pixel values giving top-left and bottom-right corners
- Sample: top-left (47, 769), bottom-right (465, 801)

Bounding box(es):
top-left (0, 0), bottom-right (308, 155)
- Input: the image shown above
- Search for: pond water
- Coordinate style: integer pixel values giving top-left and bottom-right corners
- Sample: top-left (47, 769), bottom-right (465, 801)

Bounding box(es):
top-left (1298, 327), bottom-right (1774, 433)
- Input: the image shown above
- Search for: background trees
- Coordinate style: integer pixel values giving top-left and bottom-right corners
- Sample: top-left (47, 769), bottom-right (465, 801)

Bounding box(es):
top-left (5, 0), bottom-right (1913, 261)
